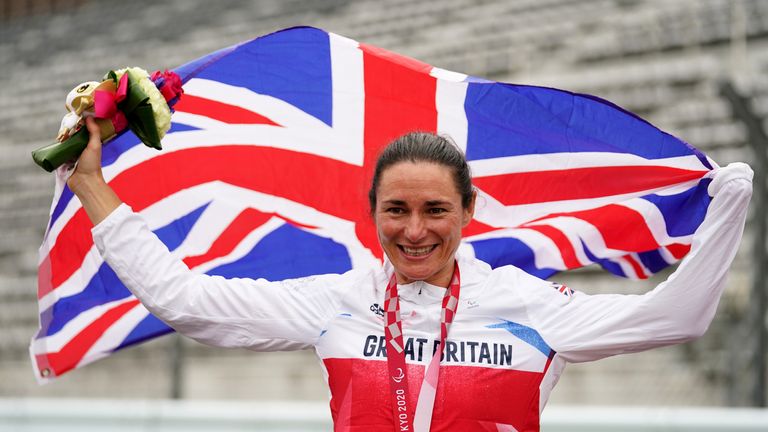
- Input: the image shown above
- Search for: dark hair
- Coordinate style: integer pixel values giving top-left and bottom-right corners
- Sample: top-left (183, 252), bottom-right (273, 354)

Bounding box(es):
top-left (368, 132), bottom-right (474, 214)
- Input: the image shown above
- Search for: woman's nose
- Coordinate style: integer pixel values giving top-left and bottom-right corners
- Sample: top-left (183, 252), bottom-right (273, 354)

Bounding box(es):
top-left (404, 214), bottom-right (426, 242)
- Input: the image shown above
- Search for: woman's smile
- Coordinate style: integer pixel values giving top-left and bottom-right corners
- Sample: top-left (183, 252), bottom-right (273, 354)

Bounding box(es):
top-left (398, 244), bottom-right (437, 257)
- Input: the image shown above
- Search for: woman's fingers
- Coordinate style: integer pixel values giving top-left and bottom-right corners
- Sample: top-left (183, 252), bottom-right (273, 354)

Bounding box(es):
top-left (85, 117), bottom-right (102, 156)
top-left (77, 117), bottom-right (104, 175)
top-left (67, 117), bottom-right (105, 192)
top-left (64, 116), bottom-right (124, 225)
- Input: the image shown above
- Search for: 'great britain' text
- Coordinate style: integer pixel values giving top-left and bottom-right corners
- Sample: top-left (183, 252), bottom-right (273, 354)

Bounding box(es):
top-left (362, 335), bottom-right (513, 366)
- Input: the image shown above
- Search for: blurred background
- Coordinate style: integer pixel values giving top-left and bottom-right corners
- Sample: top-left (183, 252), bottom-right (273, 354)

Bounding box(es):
top-left (0, 0), bottom-right (766, 430)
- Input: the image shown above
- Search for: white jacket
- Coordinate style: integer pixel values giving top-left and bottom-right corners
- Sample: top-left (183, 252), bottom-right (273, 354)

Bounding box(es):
top-left (92, 163), bottom-right (752, 431)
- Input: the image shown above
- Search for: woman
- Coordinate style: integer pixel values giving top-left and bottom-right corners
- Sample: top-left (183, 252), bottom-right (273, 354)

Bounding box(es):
top-left (69, 117), bottom-right (752, 431)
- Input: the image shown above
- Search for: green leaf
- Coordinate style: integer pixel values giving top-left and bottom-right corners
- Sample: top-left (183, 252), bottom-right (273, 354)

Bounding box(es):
top-left (31, 127), bottom-right (89, 172)
top-left (128, 104), bottom-right (162, 150)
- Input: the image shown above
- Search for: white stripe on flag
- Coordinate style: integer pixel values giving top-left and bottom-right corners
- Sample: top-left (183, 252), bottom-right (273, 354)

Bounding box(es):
top-left (39, 246), bottom-right (103, 312)
top-left (465, 227), bottom-right (567, 270)
top-left (32, 297), bottom-right (138, 353)
top-left (188, 217), bottom-right (285, 274)
top-left (469, 152), bottom-right (710, 176)
top-left (169, 199), bottom-right (249, 259)
top-left (171, 111), bottom-right (228, 129)
top-left (78, 302), bottom-right (150, 368)
top-left (182, 79), bottom-right (335, 136)
top-left (433, 67), bottom-right (469, 154)
top-left (329, 32), bottom-right (365, 165)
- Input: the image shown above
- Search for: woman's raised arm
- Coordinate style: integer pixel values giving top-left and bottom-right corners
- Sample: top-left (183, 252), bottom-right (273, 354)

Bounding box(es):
top-left (518, 163), bottom-right (753, 362)
top-left (70, 117), bottom-right (356, 350)
top-left (66, 116), bottom-right (123, 225)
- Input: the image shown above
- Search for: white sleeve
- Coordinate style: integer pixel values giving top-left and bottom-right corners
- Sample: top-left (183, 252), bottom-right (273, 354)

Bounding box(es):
top-left (92, 204), bottom-right (359, 351)
top-left (520, 163), bottom-right (753, 363)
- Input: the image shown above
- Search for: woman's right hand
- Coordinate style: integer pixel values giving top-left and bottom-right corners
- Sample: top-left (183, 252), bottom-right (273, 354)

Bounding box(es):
top-left (66, 116), bottom-right (124, 225)
top-left (66, 116), bottom-right (106, 195)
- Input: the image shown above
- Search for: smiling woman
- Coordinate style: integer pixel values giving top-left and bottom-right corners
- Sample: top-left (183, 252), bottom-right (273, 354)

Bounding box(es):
top-left (370, 133), bottom-right (476, 287)
top-left (67, 120), bottom-right (753, 432)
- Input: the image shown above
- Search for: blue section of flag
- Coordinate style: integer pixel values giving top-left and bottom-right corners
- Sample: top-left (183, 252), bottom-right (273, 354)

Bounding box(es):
top-left (207, 223), bottom-right (352, 280)
top-left (192, 27), bottom-right (333, 127)
top-left (637, 249), bottom-right (670, 274)
top-left (486, 319), bottom-right (552, 356)
top-left (582, 241), bottom-right (626, 278)
top-left (49, 190), bottom-right (73, 231)
top-left (117, 313), bottom-right (174, 350)
top-left (464, 82), bottom-right (703, 161)
top-left (154, 202), bottom-right (210, 252)
top-left (642, 179), bottom-right (712, 238)
top-left (469, 237), bottom-right (557, 279)
top-left (101, 134), bottom-right (142, 168)
top-left (174, 44), bottom-right (240, 83)
top-left (44, 263), bottom-right (132, 337)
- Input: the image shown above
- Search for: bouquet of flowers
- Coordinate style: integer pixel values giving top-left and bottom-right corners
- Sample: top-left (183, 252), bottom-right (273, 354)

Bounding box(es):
top-left (32, 67), bottom-right (183, 172)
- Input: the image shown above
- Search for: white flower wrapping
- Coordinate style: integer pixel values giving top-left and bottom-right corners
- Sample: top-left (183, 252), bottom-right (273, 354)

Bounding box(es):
top-left (115, 67), bottom-right (173, 139)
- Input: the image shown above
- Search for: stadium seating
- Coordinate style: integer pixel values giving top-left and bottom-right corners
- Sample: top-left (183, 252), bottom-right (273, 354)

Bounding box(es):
top-left (0, 0), bottom-right (764, 406)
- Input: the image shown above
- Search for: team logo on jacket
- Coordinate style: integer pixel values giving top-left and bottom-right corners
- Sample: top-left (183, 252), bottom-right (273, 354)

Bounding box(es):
top-left (370, 303), bottom-right (385, 317)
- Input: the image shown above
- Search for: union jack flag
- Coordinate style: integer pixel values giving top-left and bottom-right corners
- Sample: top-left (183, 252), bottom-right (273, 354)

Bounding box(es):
top-left (31, 27), bottom-right (715, 382)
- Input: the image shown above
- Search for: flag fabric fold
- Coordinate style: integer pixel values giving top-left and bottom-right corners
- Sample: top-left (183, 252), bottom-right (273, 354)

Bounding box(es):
top-left (31, 26), bottom-right (716, 382)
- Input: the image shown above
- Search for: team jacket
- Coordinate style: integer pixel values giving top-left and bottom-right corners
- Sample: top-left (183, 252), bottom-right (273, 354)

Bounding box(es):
top-left (92, 164), bottom-right (752, 431)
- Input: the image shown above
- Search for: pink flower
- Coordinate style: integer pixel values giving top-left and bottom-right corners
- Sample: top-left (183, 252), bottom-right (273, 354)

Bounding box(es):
top-left (151, 70), bottom-right (184, 105)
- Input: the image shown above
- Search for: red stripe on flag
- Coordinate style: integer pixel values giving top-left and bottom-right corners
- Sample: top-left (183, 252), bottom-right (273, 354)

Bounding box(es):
top-left (359, 44), bottom-right (434, 75)
top-left (357, 43), bottom-right (438, 259)
top-left (522, 225), bottom-right (582, 269)
top-left (41, 210), bottom-right (93, 298)
top-left (44, 146), bottom-right (369, 297)
top-left (37, 253), bottom-right (53, 299)
top-left (544, 204), bottom-right (660, 253)
top-left (473, 166), bottom-right (707, 205)
top-left (623, 254), bottom-right (649, 280)
top-left (665, 243), bottom-right (691, 259)
top-left (174, 94), bottom-right (280, 125)
top-left (183, 208), bottom-right (273, 269)
top-left (462, 218), bottom-right (501, 238)
top-left (35, 299), bottom-right (140, 377)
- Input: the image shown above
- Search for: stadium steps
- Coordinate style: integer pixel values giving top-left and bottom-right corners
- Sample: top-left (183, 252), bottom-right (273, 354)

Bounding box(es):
top-left (551, 346), bottom-right (726, 406)
top-left (0, 0), bottom-right (762, 405)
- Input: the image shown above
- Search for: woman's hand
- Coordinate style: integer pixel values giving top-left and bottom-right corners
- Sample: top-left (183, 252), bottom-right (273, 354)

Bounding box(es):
top-left (66, 116), bottom-right (123, 225)
top-left (66, 116), bottom-right (106, 194)
top-left (706, 162), bottom-right (753, 197)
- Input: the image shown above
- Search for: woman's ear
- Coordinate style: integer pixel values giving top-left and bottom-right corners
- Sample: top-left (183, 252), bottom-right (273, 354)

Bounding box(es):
top-left (462, 189), bottom-right (477, 227)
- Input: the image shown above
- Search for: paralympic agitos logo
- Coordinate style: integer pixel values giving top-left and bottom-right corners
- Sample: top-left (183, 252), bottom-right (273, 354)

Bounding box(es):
top-left (392, 367), bottom-right (405, 383)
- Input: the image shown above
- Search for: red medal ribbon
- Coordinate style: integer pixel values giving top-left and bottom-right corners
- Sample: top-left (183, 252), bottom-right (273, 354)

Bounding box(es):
top-left (384, 262), bottom-right (461, 431)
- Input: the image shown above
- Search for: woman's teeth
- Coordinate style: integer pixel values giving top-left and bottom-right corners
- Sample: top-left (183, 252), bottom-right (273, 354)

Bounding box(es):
top-left (401, 245), bottom-right (435, 256)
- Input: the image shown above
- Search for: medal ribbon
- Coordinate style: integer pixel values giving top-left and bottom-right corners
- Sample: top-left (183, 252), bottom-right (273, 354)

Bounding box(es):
top-left (384, 263), bottom-right (460, 432)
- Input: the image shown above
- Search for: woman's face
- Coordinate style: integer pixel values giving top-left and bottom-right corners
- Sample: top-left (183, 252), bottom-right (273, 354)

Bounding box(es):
top-left (374, 161), bottom-right (475, 287)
